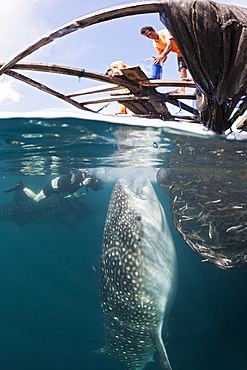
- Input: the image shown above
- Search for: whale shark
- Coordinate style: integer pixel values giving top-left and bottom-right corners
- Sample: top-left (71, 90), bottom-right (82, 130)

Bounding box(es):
top-left (0, 188), bottom-right (98, 227)
top-left (98, 178), bottom-right (177, 370)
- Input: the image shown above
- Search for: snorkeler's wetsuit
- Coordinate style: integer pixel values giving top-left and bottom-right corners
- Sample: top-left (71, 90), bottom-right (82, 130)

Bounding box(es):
top-left (43, 170), bottom-right (85, 198)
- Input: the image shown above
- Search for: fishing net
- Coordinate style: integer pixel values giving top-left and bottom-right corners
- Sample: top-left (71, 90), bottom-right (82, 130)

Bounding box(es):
top-left (157, 0), bottom-right (247, 133)
top-left (156, 134), bottom-right (247, 269)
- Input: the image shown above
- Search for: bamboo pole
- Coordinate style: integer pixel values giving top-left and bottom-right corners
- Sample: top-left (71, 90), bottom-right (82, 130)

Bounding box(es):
top-left (79, 94), bottom-right (147, 105)
top-left (5, 70), bottom-right (93, 112)
top-left (66, 84), bottom-right (121, 97)
top-left (140, 79), bottom-right (196, 88)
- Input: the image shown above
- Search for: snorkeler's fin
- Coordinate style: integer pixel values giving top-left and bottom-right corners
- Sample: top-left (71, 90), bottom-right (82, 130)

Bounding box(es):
top-left (4, 181), bottom-right (24, 193)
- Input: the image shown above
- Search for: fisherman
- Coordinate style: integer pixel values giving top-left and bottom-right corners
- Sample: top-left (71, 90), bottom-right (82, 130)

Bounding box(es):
top-left (106, 61), bottom-right (129, 114)
top-left (140, 26), bottom-right (190, 94)
top-left (4, 169), bottom-right (103, 202)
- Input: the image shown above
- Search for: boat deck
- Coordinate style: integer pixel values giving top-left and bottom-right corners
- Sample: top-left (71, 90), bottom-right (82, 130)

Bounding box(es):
top-left (76, 65), bottom-right (198, 119)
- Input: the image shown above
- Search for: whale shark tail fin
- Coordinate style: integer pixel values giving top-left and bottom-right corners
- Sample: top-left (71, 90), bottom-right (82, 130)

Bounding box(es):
top-left (149, 328), bottom-right (173, 370)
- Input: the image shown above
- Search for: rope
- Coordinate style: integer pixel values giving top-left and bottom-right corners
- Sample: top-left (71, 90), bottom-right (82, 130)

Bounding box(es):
top-left (96, 102), bottom-right (110, 112)
top-left (175, 100), bottom-right (182, 114)
top-left (78, 68), bottom-right (85, 82)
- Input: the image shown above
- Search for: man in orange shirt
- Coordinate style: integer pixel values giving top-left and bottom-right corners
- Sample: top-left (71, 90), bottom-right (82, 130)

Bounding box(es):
top-left (141, 26), bottom-right (189, 94)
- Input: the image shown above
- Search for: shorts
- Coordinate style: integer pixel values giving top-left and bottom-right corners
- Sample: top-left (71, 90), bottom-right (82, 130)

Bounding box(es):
top-left (177, 56), bottom-right (187, 71)
top-left (43, 179), bottom-right (60, 198)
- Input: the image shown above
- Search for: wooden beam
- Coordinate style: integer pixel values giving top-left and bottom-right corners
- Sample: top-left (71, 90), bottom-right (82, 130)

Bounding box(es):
top-left (167, 93), bottom-right (196, 99)
top-left (140, 79), bottom-right (197, 88)
top-left (111, 91), bottom-right (196, 100)
top-left (5, 70), bottom-right (93, 112)
top-left (66, 84), bottom-right (121, 97)
top-left (80, 94), bottom-right (149, 105)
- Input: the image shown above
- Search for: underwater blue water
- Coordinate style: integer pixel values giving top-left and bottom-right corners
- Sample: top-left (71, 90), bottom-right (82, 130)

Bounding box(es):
top-left (0, 116), bottom-right (246, 370)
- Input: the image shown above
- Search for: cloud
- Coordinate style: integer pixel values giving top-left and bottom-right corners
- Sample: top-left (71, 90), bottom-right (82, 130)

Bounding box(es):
top-left (0, 0), bottom-right (54, 60)
top-left (0, 78), bottom-right (21, 105)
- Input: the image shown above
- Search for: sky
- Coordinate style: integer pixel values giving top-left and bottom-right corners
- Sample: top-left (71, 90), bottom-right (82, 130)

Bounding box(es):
top-left (0, 0), bottom-right (246, 115)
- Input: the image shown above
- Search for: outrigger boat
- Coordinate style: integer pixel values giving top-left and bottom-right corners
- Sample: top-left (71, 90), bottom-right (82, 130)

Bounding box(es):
top-left (0, 61), bottom-right (199, 122)
top-left (1, 0), bottom-right (247, 134)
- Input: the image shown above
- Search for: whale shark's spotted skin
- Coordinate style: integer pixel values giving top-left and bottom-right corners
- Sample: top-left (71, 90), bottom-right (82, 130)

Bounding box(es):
top-left (0, 188), bottom-right (98, 227)
top-left (99, 178), bottom-right (177, 370)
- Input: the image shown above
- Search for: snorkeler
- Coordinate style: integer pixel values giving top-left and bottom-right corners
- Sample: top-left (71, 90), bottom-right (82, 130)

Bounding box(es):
top-left (4, 169), bottom-right (103, 202)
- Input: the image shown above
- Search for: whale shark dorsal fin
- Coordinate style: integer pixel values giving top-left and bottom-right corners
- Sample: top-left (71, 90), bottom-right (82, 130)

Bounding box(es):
top-left (149, 328), bottom-right (172, 370)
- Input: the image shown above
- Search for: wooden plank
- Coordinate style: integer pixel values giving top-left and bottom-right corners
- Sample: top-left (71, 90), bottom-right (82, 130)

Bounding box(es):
top-left (120, 68), bottom-right (196, 89)
top-left (111, 90), bottom-right (196, 100)
top-left (79, 94), bottom-right (149, 105)
top-left (67, 84), bottom-right (120, 97)
top-left (168, 93), bottom-right (196, 99)
top-left (123, 101), bottom-right (170, 117)
top-left (140, 79), bottom-right (196, 88)
top-left (123, 101), bottom-right (150, 115)
top-left (123, 98), bottom-right (170, 117)
top-left (148, 98), bottom-right (170, 115)
top-left (121, 66), bottom-right (149, 82)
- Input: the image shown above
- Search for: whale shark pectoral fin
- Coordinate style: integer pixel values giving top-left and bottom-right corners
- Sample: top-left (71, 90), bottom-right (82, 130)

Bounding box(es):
top-left (93, 345), bottom-right (111, 357)
top-left (149, 328), bottom-right (173, 370)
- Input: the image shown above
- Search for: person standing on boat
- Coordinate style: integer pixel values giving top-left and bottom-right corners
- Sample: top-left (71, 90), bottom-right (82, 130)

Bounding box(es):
top-left (4, 170), bottom-right (103, 201)
top-left (140, 26), bottom-right (189, 94)
top-left (106, 61), bottom-right (129, 114)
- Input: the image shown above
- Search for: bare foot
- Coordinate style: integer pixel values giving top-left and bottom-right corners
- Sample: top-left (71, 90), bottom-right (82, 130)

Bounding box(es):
top-left (182, 77), bottom-right (193, 82)
top-left (169, 88), bottom-right (185, 94)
